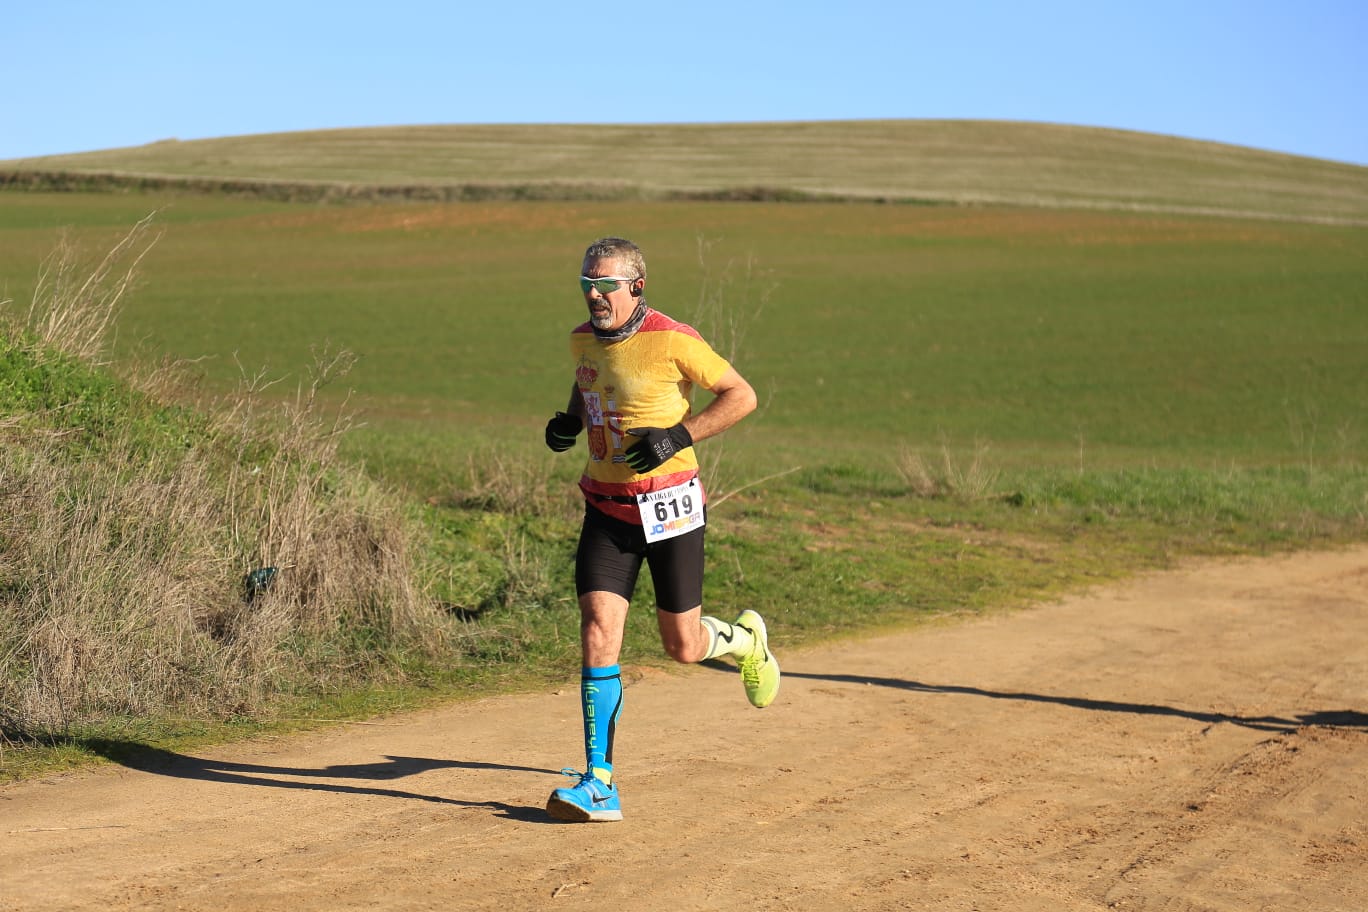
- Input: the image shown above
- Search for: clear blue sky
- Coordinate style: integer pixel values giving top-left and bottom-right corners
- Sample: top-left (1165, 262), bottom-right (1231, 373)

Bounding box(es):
top-left (4, 0), bottom-right (1365, 165)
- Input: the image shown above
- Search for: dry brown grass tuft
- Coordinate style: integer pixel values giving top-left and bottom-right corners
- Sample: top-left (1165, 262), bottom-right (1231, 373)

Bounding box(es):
top-left (0, 220), bottom-right (446, 737)
top-left (897, 440), bottom-right (1002, 501)
top-left (20, 211), bottom-right (160, 363)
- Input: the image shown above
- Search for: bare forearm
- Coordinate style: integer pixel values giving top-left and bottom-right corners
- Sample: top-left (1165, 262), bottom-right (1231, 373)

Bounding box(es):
top-left (683, 372), bottom-right (757, 443)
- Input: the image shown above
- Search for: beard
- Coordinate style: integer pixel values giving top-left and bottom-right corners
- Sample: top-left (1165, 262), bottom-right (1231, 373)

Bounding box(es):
top-left (589, 302), bottom-right (616, 329)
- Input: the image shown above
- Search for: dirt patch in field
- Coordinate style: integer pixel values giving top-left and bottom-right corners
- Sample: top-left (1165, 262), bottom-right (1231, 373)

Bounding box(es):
top-left (3, 546), bottom-right (1366, 911)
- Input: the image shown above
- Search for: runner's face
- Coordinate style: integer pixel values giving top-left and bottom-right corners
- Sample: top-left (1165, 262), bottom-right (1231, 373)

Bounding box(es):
top-left (582, 257), bottom-right (641, 331)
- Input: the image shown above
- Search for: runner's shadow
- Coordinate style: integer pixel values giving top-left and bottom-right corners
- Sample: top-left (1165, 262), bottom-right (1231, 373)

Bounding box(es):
top-left (781, 672), bottom-right (1368, 733)
top-left (73, 738), bottom-right (558, 818)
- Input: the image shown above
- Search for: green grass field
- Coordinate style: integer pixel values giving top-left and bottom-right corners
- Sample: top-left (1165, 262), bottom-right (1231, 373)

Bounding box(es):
top-left (2, 193), bottom-right (1364, 483)
top-left (2, 122), bottom-right (1366, 774)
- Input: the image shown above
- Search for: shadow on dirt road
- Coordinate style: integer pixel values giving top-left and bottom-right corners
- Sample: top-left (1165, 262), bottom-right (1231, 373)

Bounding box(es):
top-left (62, 741), bottom-right (558, 820)
top-left (780, 670), bottom-right (1368, 733)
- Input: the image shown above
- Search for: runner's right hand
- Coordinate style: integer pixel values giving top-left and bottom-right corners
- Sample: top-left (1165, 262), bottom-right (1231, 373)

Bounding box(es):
top-left (545, 412), bottom-right (583, 452)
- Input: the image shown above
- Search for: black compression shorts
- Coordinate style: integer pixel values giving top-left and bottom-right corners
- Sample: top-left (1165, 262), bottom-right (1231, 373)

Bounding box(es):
top-left (575, 502), bottom-right (705, 614)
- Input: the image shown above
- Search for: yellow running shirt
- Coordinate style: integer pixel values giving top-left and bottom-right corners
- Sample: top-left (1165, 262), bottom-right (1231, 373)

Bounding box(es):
top-left (570, 309), bottom-right (732, 524)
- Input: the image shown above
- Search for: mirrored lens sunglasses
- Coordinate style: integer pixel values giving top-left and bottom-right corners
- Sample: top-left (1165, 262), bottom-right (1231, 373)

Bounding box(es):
top-left (579, 276), bottom-right (634, 295)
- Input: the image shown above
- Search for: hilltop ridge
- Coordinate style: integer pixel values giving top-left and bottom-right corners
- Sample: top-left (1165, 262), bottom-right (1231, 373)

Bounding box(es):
top-left (4, 120), bottom-right (1365, 223)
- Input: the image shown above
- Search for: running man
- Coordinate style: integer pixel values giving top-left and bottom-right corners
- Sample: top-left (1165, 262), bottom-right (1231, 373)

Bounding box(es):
top-left (541, 236), bottom-right (780, 822)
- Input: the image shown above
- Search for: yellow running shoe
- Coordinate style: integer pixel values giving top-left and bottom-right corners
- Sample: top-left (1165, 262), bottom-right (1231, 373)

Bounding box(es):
top-left (734, 610), bottom-right (780, 708)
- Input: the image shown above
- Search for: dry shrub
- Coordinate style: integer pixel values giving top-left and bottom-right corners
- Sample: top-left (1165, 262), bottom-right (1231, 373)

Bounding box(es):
top-left (1, 442), bottom-right (242, 728)
top-left (0, 218), bottom-right (445, 736)
top-left (207, 351), bottom-right (442, 665)
top-left (897, 440), bottom-right (1002, 500)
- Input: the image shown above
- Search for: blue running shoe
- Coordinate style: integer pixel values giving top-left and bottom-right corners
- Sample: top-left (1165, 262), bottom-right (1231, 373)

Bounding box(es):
top-left (546, 768), bottom-right (622, 822)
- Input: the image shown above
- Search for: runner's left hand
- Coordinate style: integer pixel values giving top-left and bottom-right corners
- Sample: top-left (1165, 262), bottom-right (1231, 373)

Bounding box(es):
top-left (624, 424), bottom-right (693, 472)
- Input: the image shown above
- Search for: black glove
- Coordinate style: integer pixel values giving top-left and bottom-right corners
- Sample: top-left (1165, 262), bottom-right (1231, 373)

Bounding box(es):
top-left (624, 424), bottom-right (693, 472)
top-left (544, 412), bottom-right (582, 452)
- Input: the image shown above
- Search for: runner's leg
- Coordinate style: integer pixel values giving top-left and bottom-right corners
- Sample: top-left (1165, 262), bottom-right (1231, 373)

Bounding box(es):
top-left (579, 590), bottom-right (628, 782)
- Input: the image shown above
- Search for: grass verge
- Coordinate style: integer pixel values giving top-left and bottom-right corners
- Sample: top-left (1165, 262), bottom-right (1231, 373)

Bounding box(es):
top-left (2, 211), bottom-right (1364, 783)
top-left (4, 452), bottom-right (1364, 782)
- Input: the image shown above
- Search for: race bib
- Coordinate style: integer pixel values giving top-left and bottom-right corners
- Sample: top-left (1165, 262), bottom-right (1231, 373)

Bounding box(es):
top-left (637, 477), bottom-right (705, 543)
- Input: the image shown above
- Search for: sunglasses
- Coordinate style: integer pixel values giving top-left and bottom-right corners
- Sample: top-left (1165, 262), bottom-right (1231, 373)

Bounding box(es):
top-left (579, 275), bottom-right (635, 295)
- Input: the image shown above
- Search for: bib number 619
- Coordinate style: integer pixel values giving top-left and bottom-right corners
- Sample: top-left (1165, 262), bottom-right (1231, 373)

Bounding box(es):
top-left (654, 493), bottom-right (694, 523)
top-left (637, 477), bottom-right (704, 544)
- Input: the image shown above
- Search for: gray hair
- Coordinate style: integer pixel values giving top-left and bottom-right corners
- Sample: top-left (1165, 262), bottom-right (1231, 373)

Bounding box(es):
top-left (583, 237), bottom-right (647, 280)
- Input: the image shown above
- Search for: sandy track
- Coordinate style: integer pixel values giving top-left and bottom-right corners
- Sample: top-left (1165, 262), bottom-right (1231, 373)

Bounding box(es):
top-left (3, 547), bottom-right (1366, 911)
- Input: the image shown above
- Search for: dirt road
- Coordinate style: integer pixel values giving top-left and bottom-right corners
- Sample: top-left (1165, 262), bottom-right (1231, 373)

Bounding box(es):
top-left (3, 547), bottom-right (1366, 911)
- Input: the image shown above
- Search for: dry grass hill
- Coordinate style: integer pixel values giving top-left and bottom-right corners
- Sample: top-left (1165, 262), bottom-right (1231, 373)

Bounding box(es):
top-left (3, 120), bottom-right (1366, 223)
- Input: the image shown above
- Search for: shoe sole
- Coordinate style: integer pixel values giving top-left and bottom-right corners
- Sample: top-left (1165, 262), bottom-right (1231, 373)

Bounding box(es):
top-left (546, 796), bottom-right (623, 823)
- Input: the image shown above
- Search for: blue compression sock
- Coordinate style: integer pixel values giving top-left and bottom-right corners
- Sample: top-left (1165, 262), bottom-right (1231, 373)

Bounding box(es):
top-left (581, 665), bottom-right (623, 784)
